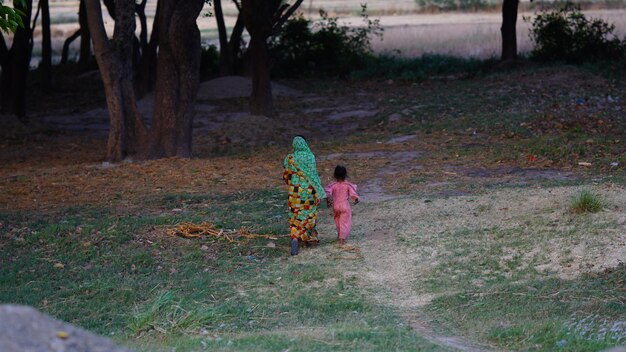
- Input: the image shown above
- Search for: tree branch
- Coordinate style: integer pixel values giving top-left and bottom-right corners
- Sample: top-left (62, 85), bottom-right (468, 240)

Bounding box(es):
top-left (272, 0), bottom-right (303, 35)
top-left (31, 0), bottom-right (41, 38)
top-left (102, 0), bottom-right (116, 20)
top-left (60, 29), bottom-right (80, 64)
top-left (232, 0), bottom-right (241, 12)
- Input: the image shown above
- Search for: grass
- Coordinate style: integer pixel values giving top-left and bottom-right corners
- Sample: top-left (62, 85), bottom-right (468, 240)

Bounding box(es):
top-left (366, 184), bottom-right (625, 351)
top-left (0, 190), bottom-right (438, 351)
top-left (352, 54), bottom-right (497, 81)
top-left (427, 265), bottom-right (626, 351)
top-left (5, 54), bottom-right (626, 351)
top-left (569, 189), bottom-right (604, 213)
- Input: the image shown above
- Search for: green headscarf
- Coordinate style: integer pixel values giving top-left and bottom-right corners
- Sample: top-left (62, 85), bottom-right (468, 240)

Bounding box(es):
top-left (284, 136), bottom-right (326, 199)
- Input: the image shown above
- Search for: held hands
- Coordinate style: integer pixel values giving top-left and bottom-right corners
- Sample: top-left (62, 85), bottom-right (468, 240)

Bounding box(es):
top-left (353, 197), bottom-right (359, 205)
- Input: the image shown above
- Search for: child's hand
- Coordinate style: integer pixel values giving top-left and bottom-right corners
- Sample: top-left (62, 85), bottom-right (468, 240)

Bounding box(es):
top-left (353, 198), bottom-right (359, 205)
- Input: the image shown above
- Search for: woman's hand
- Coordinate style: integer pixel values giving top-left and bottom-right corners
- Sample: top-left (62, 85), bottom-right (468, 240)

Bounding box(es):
top-left (316, 198), bottom-right (321, 206)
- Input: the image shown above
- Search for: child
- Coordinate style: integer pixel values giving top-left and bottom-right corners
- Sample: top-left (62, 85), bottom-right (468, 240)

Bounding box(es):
top-left (325, 165), bottom-right (359, 246)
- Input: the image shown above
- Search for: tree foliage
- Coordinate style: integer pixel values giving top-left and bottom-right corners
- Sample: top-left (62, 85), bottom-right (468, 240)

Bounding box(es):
top-left (0, 0), bottom-right (25, 33)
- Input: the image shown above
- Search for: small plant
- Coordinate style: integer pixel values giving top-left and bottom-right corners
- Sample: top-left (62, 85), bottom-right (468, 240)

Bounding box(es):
top-left (200, 44), bottom-right (219, 80)
top-left (527, 2), bottom-right (625, 63)
top-left (569, 189), bottom-right (604, 213)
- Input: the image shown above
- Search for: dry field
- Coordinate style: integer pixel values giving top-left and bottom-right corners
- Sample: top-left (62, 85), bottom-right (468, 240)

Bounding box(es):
top-left (21, 1), bottom-right (626, 64)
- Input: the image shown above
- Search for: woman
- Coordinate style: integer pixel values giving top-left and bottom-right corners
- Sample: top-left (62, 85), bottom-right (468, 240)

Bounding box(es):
top-left (283, 136), bottom-right (326, 255)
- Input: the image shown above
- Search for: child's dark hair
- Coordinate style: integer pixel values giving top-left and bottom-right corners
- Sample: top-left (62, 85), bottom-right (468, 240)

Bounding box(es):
top-left (334, 165), bottom-right (347, 181)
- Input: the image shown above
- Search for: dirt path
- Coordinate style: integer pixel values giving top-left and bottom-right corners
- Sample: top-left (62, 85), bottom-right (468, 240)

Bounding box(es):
top-left (312, 145), bottom-right (625, 351)
top-left (353, 222), bottom-right (495, 352)
top-left (316, 147), bottom-right (496, 352)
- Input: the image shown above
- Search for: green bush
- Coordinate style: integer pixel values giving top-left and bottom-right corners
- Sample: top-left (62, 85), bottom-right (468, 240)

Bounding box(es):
top-left (270, 5), bottom-right (383, 77)
top-left (528, 3), bottom-right (625, 63)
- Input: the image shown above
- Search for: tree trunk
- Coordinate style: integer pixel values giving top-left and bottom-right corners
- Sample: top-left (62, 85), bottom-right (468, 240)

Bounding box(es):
top-left (85, 0), bottom-right (146, 161)
top-left (150, 0), bottom-right (203, 158)
top-left (78, 0), bottom-right (91, 68)
top-left (247, 36), bottom-right (273, 117)
top-left (241, 0), bottom-right (276, 117)
top-left (215, 0), bottom-right (245, 76)
top-left (501, 0), bottom-right (519, 61)
top-left (136, 0), bottom-right (148, 50)
top-left (228, 14), bottom-right (245, 73)
top-left (214, 0), bottom-right (230, 76)
top-left (136, 0), bottom-right (160, 95)
top-left (40, 0), bottom-right (52, 89)
top-left (0, 0), bottom-right (33, 121)
top-left (241, 0), bottom-right (302, 117)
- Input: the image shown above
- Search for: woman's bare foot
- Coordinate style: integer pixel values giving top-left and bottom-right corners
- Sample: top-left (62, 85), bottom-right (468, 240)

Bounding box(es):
top-left (291, 238), bottom-right (299, 255)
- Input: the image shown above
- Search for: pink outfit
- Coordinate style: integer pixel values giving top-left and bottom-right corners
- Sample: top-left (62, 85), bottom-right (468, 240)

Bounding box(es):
top-left (325, 181), bottom-right (359, 240)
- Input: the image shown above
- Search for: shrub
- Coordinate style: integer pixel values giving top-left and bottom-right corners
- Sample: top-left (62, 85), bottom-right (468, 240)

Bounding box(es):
top-left (200, 44), bottom-right (219, 81)
top-left (528, 3), bottom-right (625, 63)
top-left (569, 189), bottom-right (604, 213)
top-left (270, 5), bottom-right (383, 77)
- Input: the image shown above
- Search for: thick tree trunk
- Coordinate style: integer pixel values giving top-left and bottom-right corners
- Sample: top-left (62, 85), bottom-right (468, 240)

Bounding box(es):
top-left (85, 0), bottom-right (146, 161)
top-left (150, 0), bottom-right (203, 158)
top-left (241, 0), bottom-right (275, 117)
top-left (241, 0), bottom-right (302, 117)
top-left (501, 0), bottom-right (519, 61)
top-left (0, 0), bottom-right (33, 121)
top-left (248, 36), bottom-right (273, 117)
top-left (78, 0), bottom-right (91, 68)
top-left (40, 0), bottom-right (52, 89)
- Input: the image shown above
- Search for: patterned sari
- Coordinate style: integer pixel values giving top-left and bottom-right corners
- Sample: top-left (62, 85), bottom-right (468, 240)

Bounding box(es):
top-left (283, 137), bottom-right (327, 242)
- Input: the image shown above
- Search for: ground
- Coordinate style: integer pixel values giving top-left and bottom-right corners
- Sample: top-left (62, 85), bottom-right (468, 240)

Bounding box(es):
top-left (1, 64), bottom-right (625, 351)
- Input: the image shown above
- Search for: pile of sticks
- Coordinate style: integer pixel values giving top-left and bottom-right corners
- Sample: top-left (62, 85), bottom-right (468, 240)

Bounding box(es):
top-left (166, 222), bottom-right (287, 244)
